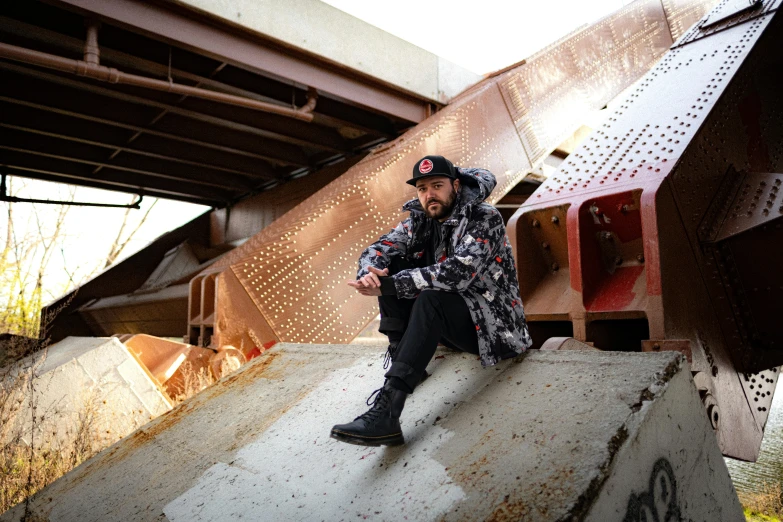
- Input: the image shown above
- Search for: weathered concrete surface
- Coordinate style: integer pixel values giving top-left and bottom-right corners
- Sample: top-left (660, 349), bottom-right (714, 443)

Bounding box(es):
top-left (4, 337), bottom-right (171, 449)
top-left (1, 344), bottom-right (741, 521)
top-left (174, 0), bottom-right (480, 103)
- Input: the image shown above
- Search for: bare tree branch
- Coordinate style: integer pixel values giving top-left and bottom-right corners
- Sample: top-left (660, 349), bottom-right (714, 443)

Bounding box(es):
top-left (104, 196), bottom-right (158, 268)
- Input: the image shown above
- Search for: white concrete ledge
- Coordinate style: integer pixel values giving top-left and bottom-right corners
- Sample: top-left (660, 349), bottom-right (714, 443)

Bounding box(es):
top-left (1, 344), bottom-right (741, 521)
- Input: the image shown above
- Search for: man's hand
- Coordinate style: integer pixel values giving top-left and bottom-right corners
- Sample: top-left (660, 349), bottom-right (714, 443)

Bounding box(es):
top-left (347, 266), bottom-right (389, 296)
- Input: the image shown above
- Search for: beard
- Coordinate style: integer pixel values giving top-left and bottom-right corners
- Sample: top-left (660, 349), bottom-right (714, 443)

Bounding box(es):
top-left (423, 186), bottom-right (457, 220)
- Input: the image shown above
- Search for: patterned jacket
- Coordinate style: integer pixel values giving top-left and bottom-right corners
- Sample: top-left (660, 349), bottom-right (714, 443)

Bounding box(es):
top-left (357, 167), bottom-right (532, 366)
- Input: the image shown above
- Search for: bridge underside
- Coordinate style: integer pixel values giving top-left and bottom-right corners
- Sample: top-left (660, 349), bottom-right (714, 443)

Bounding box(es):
top-left (14, 0), bottom-right (782, 463)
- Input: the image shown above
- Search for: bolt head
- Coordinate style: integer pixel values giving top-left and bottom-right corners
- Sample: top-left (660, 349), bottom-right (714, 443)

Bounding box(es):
top-left (551, 216), bottom-right (560, 225)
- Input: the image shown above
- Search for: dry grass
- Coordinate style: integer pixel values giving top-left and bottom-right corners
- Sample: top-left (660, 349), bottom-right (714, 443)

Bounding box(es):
top-left (170, 360), bottom-right (216, 404)
top-left (740, 482), bottom-right (783, 521)
top-left (0, 335), bottom-right (218, 517)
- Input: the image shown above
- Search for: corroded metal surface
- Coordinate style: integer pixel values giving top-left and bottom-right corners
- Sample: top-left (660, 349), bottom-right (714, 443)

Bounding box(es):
top-left (509, 0), bottom-right (783, 459)
top-left (194, 0), bottom-right (717, 351)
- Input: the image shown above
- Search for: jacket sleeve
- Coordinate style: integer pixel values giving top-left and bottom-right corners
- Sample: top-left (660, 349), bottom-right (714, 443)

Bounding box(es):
top-left (392, 208), bottom-right (503, 298)
top-left (357, 218), bottom-right (412, 278)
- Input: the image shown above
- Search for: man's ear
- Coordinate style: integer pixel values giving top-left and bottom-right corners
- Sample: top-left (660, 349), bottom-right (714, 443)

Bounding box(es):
top-left (453, 178), bottom-right (461, 191)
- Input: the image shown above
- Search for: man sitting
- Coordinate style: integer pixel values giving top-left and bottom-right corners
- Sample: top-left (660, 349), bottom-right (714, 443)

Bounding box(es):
top-left (331, 155), bottom-right (532, 446)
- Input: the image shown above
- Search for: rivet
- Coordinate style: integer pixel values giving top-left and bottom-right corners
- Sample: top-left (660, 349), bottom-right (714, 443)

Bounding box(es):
top-left (652, 343), bottom-right (660, 351)
top-left (551, 262), bottom-right (560, 272)
top-left (542, 242), bottom-right (550, 250)
top-left (551, 216), bottom-right (560, 225)
top-left (637, 254), bottom-right (645, 263)
top-left (615, 256), bottom-right (623, 266)
top-left (532, 219), bottom-right (540, 228)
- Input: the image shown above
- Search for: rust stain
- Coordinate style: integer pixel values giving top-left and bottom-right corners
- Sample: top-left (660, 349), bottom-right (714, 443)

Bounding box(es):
top-left (56, 351), bottom-right (285, 491)
top-left (486, 495), bottom-right (532, 522)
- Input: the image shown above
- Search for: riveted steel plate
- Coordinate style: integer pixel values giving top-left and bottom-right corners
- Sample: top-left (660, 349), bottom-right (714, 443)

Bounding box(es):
top-left (740, 368), bottom-right (780, 430)
top-left (497, 0), bottom-right (673, 167)
top-left (662, 0), bottom-right (721, 40)
top-left (510, 1), bottom-right (783, 459)
top-left (674, 0), bottom-right (780, 47)
top-left (206, 0), bottom-right (716, 347)
top-left (228, 82), bottom-right (531, 344)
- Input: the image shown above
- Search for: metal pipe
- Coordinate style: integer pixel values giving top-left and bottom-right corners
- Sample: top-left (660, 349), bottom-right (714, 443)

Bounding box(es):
top-left (0, 173), bottom-right (143, 208)
top-left (83, 20), bottom-right (101, 65)
top-left (0, 41), bottom-right (316, 122)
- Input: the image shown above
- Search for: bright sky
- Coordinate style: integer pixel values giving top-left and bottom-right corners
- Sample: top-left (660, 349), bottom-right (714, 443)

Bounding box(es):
top-left (320, 0), bottom-right (629, 74)
top-left (2, 0), bottom-right (629, 303)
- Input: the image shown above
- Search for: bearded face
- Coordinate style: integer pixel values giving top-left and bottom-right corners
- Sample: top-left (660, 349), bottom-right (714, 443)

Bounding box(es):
top-left (416, 176), bottom-right (459, 221)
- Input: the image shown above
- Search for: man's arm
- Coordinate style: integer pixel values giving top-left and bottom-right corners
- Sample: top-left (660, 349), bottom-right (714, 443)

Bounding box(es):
top-left (392, 208), bottom-right (505, 298)
top-left (356, 218), bottom-right (412, 279)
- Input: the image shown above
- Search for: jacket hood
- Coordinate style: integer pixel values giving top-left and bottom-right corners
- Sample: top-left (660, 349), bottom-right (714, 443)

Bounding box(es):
top-left (402, 167), bottom-right (497, 219)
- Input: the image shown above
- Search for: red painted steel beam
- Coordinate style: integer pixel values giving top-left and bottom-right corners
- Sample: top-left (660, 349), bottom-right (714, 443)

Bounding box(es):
top-left (47, 0), bottom-right (431, 123)
top-left (508, 0), bottom-right (783, 461)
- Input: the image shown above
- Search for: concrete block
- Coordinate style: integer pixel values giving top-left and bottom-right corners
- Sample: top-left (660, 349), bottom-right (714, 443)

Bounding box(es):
top-left (4, 337), bottom-right (171, 449)
top-left (1, 345), bottom-right (742, 521)
top-left (175, 0), bottom-right (479, 102)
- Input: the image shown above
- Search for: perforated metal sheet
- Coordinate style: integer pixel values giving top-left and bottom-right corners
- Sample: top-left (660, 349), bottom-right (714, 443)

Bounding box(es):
top-left (742, 368), bottom-right (780, 429)
top-left (229, 84), bottom-right (531, 344)
top-left (662, 0), bottom-right (720, 40)
top-left (510, 3), bottom-right (783, 459)
top-left (195, 0), bottom-right (714, 347)
top-left (497, 0), bottom-right (673, 167)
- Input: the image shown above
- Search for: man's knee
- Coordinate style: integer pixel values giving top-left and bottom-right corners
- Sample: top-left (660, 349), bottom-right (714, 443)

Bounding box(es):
top-left (413, 290), bottom-right (441, 313)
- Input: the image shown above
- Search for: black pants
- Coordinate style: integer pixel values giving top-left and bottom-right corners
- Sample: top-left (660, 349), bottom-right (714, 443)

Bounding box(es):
top-left (379, 261), bottom-right (479, 393)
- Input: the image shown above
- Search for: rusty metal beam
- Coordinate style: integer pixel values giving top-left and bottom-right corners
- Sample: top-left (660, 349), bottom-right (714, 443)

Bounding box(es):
top-left (2, 166), bottom-right (223, 207)
top-left (1, 122), bottom-right (262, 180)
top-left (1, 149), bottom-right (237, 203)
top-left (0, 61), bottom-right (313, 167)
top-left (0, 130), bottom-right (255, 191)
top-left (0, 95), bottom-right (288, 179)
top-left (507, 0), bottom-right (782, 461)
top-left (0, 39), bottom-right (317, 122)
top-left (0, 14), bottom-right (380, 149)
top-left (48, 0), bottom-right (431, 122)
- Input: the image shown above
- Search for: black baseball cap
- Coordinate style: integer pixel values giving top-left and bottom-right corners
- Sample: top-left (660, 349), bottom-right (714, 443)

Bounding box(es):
top-left (406, 155), bottom-right (457, 186)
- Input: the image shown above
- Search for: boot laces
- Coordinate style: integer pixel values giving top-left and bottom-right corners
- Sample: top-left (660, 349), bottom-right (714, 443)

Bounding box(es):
top-left (382, 344), bottom-right (397, 370)
top-left (357, 386), bottom-right (391, 422)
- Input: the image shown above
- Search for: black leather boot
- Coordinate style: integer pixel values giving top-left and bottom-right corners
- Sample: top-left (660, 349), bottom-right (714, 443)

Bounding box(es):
top-left (330, 381), bottom-right (408, 446)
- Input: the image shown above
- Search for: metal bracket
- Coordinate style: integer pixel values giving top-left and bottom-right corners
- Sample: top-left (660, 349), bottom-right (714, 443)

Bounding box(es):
top-left (1, 173), bottom-right (143, 209)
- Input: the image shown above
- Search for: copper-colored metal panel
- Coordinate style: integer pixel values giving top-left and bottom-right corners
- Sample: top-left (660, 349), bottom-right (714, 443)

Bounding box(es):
top-left (509, 0), bottom-right (782, 459)
top-left (227, 82), bottom-right (531, 345)
top-left (497, 0), bottom-right (672, 167)
top-left (661, 0), bottom-right (719, 40)
top-left (199, 0), bottom-right (715, 351)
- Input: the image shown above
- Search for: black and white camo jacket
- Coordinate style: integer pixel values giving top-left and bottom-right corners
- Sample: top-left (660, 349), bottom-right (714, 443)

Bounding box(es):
top-left (357, 167), bottom-right (532, 367)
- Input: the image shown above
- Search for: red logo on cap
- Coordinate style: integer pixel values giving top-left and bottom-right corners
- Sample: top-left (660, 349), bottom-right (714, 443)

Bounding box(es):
top-left (419, 159), bottom-right (434, 174)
